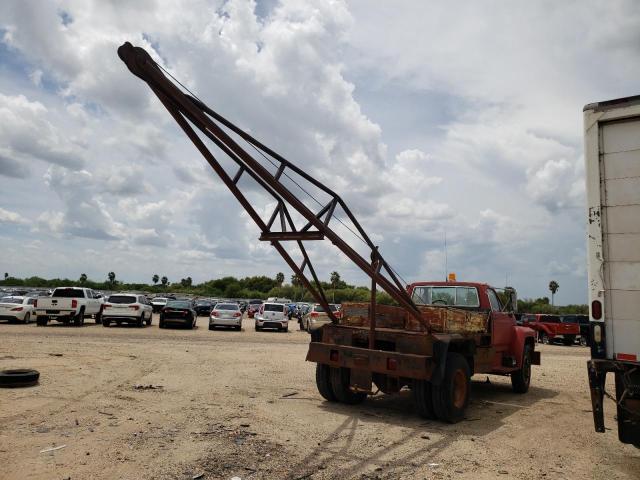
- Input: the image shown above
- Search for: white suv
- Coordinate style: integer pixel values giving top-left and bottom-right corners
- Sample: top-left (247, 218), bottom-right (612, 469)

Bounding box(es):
top-left (255, 302), bottom-right (288, 332)
top-left (102, 294), bottom-right (153, 327)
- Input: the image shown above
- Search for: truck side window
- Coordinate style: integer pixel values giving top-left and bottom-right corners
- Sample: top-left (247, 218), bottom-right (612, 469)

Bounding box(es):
top-left (487, 289), bottom-right (502, 312)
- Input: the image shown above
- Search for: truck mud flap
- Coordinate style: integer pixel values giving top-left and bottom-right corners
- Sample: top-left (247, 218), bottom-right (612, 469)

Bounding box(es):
top-left (306, 342), bottom-right (433, 380)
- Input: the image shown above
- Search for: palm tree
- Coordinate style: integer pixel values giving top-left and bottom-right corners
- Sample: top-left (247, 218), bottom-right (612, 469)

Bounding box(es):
top-left (186, 276), bottom-right (192, 287)
top-left (549, 280), bottom-right (559, 306)
top-left (152, 274), bottom-right (159, 285)
top-left (275, 272), bottom-right (284, 286)
top-left (330, 271), bottom-right (341, 303)
top-left (79, 273), bottom-right (87, 284)
top-left (161, 276), bottom-right (168, 288)
top-left (107, 271), bottom-right (116, 287)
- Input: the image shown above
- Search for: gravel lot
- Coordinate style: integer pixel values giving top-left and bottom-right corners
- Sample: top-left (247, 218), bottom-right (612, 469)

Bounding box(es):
top-left (0, 315), bottom-right (638, 480)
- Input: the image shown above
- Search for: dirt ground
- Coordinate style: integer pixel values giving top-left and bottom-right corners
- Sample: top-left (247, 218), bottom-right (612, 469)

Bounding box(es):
top-left (0, 315), bottom-right (638, 480)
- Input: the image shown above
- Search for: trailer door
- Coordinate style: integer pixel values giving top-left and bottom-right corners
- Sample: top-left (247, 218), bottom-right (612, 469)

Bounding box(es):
top-left (600, 118), bottom-right (640, 361)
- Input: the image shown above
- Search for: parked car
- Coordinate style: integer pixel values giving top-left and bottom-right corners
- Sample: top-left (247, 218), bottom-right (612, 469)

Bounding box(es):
top-left (159, 299), bottom-right (197, 329)
top-left (521, 313), bottom-right (580, 345)
top-left (0, 296), bottom-right (36, 324)
top-left (254, 302), bottom-right (288, 332)
top-left (209, 303), bottom-right (243, 331)
top-left (560, 314), bottom-right (590, 346)
top-left (302, 303), bottom-right (341, 332)
top-left (102, 294), bottom-right (153, 327)
top-left (34, 287), bottom-right (103, 326)
top-left (151, 297), bottom-right (169, 313)
top-left (247, 299), bottom-right (263, 319)
top-left (194, 299), bottom-right (214, 316)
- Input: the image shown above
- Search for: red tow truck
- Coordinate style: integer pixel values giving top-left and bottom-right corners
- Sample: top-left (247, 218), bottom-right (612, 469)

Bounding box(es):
top-left (521, 314), bottom-right (580, 346)
top-left (118, 42), bottom-right (541, 423)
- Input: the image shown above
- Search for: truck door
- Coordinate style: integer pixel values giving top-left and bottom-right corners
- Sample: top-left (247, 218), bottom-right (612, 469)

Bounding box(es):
top-left (488, 288), bottom-right (514, 352)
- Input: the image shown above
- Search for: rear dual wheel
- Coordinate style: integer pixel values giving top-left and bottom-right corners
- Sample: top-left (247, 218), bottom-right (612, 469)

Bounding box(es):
top-left (419, 353), bottom-right (470, 424)
top-left (314, 364), bottom-right (366, 405)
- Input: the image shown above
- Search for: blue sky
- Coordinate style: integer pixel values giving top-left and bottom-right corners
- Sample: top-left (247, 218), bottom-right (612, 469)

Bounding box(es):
top-left (1, 0), bottom-right (639, 304)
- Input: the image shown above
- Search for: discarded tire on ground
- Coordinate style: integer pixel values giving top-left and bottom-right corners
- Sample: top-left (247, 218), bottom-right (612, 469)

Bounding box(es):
top-left (0, 369), bottom-right (40, 388)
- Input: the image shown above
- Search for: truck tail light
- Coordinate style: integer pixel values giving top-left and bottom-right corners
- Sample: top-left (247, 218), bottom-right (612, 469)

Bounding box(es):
top-left (33, 299), bottom-right (37, 308)
top-left (591, 300), bottom-right (602, 320)
top-left (104, 304), bottom-right (112, 309)
top-left (129, 305), bottom-right (140, 310)
top-left (387, 358), bottom-right (398, 371)
top-left (72, 299), bottom-right (77, 309)
top-left (330, 350), bottom-right (339, 362)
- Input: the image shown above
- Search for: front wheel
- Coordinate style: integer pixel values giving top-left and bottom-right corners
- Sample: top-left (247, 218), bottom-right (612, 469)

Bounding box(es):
top-left (36, 316), bottom-right (48, 326)
top-left (511, 344), bottom-right (532, 394)
top-left (431, 353), bottom-right (470, 423)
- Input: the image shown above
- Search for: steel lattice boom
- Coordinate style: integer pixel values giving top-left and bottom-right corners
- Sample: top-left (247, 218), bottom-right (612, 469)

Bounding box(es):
top-left (118, 42), bottom-right (425, 329)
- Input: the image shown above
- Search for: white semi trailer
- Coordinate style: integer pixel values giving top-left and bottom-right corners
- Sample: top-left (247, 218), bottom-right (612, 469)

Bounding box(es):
top-left (584, 95), bottom-right (640, 447)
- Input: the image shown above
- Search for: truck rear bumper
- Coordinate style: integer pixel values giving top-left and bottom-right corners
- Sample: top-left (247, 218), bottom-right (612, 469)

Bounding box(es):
top-left (588, 359), bottom-right (640, 446)
top-left (306, 342), bottom-right (433, 380)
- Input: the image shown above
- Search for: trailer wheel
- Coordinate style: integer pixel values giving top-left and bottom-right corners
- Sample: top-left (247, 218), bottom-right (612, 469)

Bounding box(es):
top-left (431, 353), bottom-right (470, 423)
top-left (330, 367), bottom-right (367, 405)
top-left (511, 344), bottom-right (532, 394)
top-left (315, 364), bottom-right (337, 402)
top-left (412, 379), bottom-right (436, 419)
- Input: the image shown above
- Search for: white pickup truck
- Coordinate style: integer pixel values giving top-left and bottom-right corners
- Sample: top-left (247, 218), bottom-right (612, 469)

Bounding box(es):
top-left (584, 95), bottom-right (640, 447)
top-left (35, 287), bottom-right (104, 326)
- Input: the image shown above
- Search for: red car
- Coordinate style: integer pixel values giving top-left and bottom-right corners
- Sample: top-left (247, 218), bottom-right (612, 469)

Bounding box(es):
top-left (522, 314), bottom-right (580, 346)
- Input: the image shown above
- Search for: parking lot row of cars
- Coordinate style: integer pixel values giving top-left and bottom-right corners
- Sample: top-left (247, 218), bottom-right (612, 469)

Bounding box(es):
top-left (0, 287), bottom-right (342, 333)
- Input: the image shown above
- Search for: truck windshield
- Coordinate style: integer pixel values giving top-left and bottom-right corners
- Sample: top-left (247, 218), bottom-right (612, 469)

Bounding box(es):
top-left (411, 286), bottom-right (480, 307)
top-left (52, 288), bottom-right (85, 298)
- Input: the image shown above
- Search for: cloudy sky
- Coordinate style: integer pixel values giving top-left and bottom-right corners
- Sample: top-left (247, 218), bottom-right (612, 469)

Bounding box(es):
top-left (1, 0), bottom-right (639, 304)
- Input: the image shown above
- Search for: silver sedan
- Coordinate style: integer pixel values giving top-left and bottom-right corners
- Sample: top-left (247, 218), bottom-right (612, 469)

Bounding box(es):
top-left (209, 303), bottom-right (243, 331)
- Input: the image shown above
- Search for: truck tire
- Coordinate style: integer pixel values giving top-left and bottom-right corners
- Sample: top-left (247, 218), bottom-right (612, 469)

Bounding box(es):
top-left (539, 332), bottom-right (549, 344)
top-left (145, 315), bottom-right (152, 326)
top-left (315, 364), bottom-right (337, 402)
top-left (0, 369), bottom-right (40, 388)
top-left (511, 344), bottom-right (532, 394)
top-left (102, 319), bottom-right (111, 327)
top-left (329, 367), bottom-right (366, 405)
top-left (95, 309), bottom-right (102, 324)
top-left (412, 379), bottom-right (436, 419)
top-left (36, 316), bottom-right (48, 326)
top-left (562, 335), bottom-right (575, 346)
top-left (431, 353), bottom-right (470, 423)
top-left (74, 309), bottom-right (84, 326)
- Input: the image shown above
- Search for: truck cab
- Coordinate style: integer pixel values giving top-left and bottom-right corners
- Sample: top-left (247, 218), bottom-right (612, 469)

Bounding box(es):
top-left (407, 282), bottom-right (539, 375)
